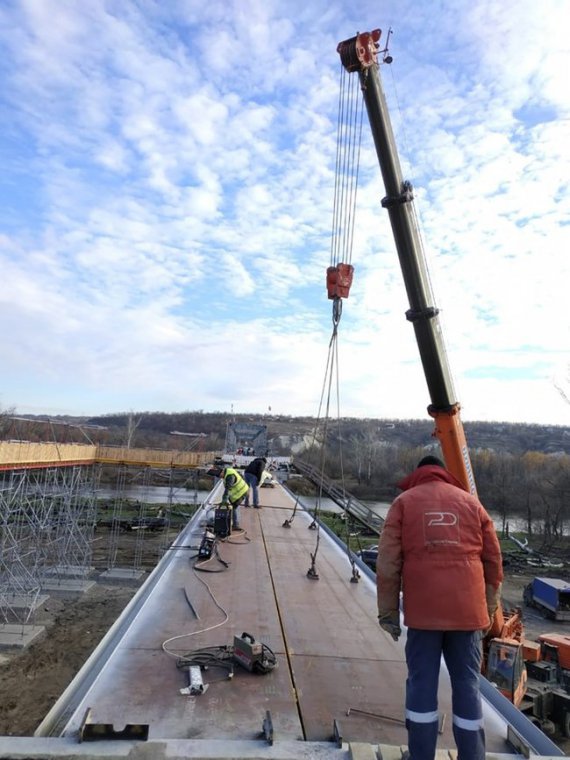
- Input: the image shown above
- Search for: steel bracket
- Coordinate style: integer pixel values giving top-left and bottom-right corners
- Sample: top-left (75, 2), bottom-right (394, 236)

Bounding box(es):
top-left (79, 707), bottom-right (149, 742)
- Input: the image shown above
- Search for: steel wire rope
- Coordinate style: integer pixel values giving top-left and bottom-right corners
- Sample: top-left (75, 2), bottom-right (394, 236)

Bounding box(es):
top-left (334, 70), bottom-right (361, 268)
top-left (331, 315), bottom-right (361, 583)
top-left (331, 66), bottom-right (361, 268)
top-left (330, 62), bottom-right (347, 268)
top-left (306, 74), bottom-right (361, 471)
top-left (340, 73), bottom-right (363, 267)
top-left (306, 63), bottom-right (365, 578)
top-left (306, 298), bottom-right (342, 579)
top-left (336, 71), bottom-right (351, 267)
top-left (304, 316), bottom-right (336, 471)
top-left (346, 84), bottom-right (364, 267)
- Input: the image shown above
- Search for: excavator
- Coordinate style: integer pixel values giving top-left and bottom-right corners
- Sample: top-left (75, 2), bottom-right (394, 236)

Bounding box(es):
top-left (335, 28), bottom-right (529, 706)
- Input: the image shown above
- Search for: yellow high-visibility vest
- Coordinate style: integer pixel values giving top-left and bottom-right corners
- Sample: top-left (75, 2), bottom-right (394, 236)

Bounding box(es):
top-left (223, 467), bottom-right (249, 503)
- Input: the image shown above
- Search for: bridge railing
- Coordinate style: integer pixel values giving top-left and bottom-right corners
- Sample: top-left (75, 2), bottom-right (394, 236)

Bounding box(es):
top-left (292, 458), bottom-right (384, 535)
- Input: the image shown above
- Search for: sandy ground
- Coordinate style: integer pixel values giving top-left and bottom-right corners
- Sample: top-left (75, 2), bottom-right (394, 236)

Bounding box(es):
top-left (0, 542), bottom-right (569, 752)
top-left (0, 583), bottom-right (136, 736)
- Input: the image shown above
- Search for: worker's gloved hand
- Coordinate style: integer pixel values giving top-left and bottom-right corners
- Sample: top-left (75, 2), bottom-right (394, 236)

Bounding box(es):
top-left (220, 499), bottom-right (229, 508)
top-left (378, 612), bottom-right (401, 642)
top-left (485, 582), bottom-right (502, 630)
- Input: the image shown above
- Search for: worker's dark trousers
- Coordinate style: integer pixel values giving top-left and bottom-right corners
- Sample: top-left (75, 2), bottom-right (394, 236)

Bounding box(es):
top-left (230, 498), bottom-right (243, 528)
top-left (405, 629), bottom-right (485, 760)
top-left (243, 472), bottom-right (259, 507)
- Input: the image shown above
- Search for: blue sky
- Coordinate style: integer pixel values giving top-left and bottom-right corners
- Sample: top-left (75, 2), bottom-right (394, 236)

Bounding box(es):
top-left (0, 0), bottom-right (568, 426)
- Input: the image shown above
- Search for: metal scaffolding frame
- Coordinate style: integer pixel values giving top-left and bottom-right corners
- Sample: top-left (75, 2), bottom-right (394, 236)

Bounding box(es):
top-left (0, 458), bottom-right (202, 624)
top-left (104, 465), bottom-right (175, 572)
top-left (0, 464), bottom-right (99, 624)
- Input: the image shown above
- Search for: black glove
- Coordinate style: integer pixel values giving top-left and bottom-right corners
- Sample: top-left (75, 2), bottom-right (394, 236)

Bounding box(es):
top-left (378, 612), bottom-right (401, 642)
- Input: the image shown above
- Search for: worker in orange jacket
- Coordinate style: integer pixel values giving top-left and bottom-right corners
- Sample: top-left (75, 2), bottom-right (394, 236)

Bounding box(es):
top-left (376, 455), bottom-right (503, 760)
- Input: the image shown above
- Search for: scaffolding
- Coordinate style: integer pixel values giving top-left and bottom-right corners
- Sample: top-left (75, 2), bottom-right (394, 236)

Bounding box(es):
top-left (0, 454), bottom-right (205, 625)
top-left (102, 465), bottom-right (170, 573)
top-left (0, 465), bottom-right (99, 624)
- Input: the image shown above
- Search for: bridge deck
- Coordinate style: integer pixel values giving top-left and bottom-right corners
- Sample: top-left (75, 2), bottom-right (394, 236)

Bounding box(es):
top-left (29, 482), bottom-right (527, 757)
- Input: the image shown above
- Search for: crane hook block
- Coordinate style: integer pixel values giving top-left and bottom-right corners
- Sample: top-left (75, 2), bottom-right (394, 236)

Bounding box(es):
top-left (326, 263), bottom-right (354, 299)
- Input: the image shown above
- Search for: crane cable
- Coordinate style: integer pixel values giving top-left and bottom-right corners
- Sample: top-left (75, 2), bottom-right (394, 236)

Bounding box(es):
top-left (330, 64), bottom-right (364, 269)
top-left (307, 63), bottom-right (364, 581)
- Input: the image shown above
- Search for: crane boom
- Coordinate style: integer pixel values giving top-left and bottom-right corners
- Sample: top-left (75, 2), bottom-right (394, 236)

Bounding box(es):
top-left (335, 30), bottom-right (537, 713)
top-left (337, 30), bottom-right (476, 495)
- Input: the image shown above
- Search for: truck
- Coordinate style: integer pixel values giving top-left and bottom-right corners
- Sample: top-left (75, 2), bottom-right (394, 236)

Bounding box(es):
top-left (336, 28), bottom-right (570, 740)
top-left (524, 578), bottom-right (570, 621)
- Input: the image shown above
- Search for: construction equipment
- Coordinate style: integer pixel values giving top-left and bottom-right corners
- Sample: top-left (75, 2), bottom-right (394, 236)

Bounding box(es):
top-left (198, 530), bottom-right (216, 560)
top-left (233, 632), bottom-right (277, 674)
top-left (337, 29), bottom-right (475, 497)
top-left (524, 578), bottom-right (570, 621)
top-left (537, 634), bottom-right (570, 673)
top-left (525, 636), bottom-right (570, 692)
top-left (214, 506), bottom-right (232, 538)
top-left (337, 28), bottom-right (570, 738)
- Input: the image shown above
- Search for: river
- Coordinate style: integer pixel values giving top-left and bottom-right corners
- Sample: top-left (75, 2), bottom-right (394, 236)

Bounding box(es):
top-left (97, 484), bottom-right (526, 534)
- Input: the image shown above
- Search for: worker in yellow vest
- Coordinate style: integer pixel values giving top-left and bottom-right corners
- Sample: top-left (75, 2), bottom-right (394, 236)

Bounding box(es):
top-left (220, 466), bottom-right (249, 530)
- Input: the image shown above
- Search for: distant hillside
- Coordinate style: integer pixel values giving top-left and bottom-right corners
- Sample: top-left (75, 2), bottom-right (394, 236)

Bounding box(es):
top-left (81, 412), bottom-right (570, 456)
top-left (8, 411), bottom-right (569, 456)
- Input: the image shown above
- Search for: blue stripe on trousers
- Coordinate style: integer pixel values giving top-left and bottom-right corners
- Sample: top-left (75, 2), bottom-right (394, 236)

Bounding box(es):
top-left (405, 629), bottom-right (485, 760)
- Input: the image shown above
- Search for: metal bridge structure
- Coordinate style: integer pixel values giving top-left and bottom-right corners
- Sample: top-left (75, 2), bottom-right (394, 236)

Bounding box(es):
top-left (0, 478), bottom-right (561, 759)
top-left (0, 441), bottom-right (213, 625)
top-left (0, 444), bottom-right (564, 759)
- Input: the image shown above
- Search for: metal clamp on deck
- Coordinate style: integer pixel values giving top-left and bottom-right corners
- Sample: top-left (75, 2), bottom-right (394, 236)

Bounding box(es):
top-left (78, 707), bottom-right (149, 742)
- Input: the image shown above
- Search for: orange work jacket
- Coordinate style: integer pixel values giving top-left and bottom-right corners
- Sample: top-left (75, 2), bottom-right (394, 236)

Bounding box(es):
top-left (377, 465), bottom-right (503, 630)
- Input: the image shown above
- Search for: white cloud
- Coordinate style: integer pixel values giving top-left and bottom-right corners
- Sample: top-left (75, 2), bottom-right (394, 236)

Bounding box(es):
top-left (0, 0), bottom-right (568, 427)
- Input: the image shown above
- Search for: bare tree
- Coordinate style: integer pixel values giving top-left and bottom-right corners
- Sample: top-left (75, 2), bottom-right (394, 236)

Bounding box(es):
top-left (0, 404), bottom-right (16, 440)
top-left (125, 411), bottom-right (143, 449)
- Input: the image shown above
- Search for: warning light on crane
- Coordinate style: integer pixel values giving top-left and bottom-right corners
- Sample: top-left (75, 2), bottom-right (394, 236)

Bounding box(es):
top-left (326, 263), bottom-right (354, 299)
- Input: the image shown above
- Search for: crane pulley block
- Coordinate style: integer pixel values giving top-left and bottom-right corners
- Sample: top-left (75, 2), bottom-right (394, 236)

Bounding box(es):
top-left (326, 263), bottom-right (354, 299)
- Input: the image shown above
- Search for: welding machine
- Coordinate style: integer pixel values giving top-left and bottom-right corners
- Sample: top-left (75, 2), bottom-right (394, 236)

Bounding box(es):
top-left (214, 507), bottom-right (232, 538)
top-left (233, 632), bottom-right (277, 674)
top-left (233, 632), bottom-right (264, 672)
top-left (198, 530), bottom-right (216, 560)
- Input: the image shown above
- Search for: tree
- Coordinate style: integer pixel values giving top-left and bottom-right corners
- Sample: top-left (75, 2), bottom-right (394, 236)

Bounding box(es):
top-left (125, 411), bottom-right (143, 449)
top-left (0, 405), bottom-right (16, 439)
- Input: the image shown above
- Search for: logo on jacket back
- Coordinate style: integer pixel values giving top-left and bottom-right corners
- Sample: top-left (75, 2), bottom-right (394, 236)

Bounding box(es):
top-left (424, 511), bottom-right (460, 545)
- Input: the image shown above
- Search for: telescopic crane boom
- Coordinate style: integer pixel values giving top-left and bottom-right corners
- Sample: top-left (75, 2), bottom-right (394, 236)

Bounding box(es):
top-left (337, 30), bottom-right (476, 495)
top-left (336, 28), bottom-right (537, 714)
